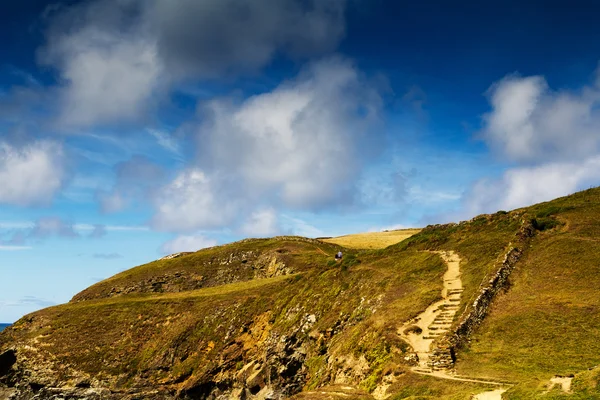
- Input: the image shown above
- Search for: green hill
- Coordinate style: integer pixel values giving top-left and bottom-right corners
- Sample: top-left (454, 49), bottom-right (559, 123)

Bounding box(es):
top-left (1, 189), bottom-right (600, 399)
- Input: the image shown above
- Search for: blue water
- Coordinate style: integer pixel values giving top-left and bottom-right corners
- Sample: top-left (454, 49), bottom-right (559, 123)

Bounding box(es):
top-left (0, 323), bottom-right (10, 332)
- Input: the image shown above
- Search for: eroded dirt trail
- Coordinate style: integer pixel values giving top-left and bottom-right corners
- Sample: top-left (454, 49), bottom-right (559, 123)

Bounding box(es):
top-left (398, 251), bottom-right (510, 399)
top-left (472, 388), bottom-right (507, 400)
top-left (399, 251), bottom-right (463, 370)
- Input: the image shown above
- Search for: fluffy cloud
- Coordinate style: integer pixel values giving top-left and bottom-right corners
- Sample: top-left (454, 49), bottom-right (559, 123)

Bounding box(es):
top-left (161, 234), bottom-right (217, 254)
top-left (151, 169), bottom-right (238, 232)
top-left (463, 69), bottom-right (600, 217)
top-left (240, 209), bottom-right (281, 237)
top-left (481, 73), bottom-right (600, 163)
top-left (41, 29), bottom-right (161, 128)
top-left (464, 156), bottom-right (600, 215)
top-left (40, 0), bottom-right (347, 128)
top-left (0, 140), bottom-right (66, 206)
top-left (197, 57), bottom-right (382, 208)
top-left (151, 57), bottom-right (384, 233)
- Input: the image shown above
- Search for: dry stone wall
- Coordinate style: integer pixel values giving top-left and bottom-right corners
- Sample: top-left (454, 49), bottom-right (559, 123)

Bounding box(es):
top-left (428, 218), bottom-right (536, 370)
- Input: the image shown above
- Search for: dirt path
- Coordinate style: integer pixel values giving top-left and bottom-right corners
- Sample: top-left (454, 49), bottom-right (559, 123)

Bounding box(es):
top-left (411, 370), bottom-right (506, 386)
top-left (315, 246), bottom-right (332, 257)
top-left (399, 251), bottom-right (463, 370)
top-left (399, 251), bottom-right (511, 399)
top-left (472, 388), bottom-right (507, 400)
top-left (549, 376), bottom-right (572, 392)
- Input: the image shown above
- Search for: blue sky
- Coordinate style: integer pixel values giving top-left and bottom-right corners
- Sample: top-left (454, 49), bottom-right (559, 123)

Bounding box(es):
top-left (2, 0), bottom-right (600, 322)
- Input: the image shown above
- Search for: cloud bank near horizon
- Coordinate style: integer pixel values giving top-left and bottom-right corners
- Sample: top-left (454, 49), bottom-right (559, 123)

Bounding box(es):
top-left (460, 69), bottom-right (600, 218)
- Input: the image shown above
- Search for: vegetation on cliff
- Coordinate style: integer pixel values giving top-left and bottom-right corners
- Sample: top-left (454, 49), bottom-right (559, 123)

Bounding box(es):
top-left (2, 189), bottom-right (600, 399)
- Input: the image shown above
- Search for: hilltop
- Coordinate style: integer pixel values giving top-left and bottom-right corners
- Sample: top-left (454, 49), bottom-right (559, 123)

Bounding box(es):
top-left (1, 188), bottom-right (600, 399)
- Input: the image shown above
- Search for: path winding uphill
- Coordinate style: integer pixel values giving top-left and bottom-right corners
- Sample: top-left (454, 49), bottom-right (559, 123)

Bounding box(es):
top-left (399, 251), bottom-right (463, 371)
top-left (399, 251), bottom-right (509, 400)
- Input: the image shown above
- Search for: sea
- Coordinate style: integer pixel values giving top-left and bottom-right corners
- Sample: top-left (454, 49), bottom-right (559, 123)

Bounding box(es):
top-left (0, 323), bottom-right (10, 332)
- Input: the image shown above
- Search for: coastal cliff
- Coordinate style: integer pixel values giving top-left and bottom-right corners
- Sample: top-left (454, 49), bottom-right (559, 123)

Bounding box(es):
top-left (3, 189), bottom-right (600, 399)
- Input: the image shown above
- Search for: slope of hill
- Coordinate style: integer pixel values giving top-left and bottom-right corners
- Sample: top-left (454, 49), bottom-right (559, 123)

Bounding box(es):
top-left (2, 189), bottom-right (600, 399)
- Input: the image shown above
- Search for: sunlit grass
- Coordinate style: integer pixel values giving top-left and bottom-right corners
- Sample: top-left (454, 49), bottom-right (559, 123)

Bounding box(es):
top-left (322, 229), bottom-right (421, 249)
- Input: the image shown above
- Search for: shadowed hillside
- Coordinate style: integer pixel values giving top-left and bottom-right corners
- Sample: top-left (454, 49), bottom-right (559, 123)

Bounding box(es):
top-left (2, 189), bottom-right (600, 399)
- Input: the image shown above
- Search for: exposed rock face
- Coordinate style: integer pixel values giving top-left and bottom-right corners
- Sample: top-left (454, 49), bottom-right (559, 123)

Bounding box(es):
top-left (160, 252), bottom-right (194, 260)
top-left (0, 309), bottom-right (370, 400)
top-left (71, 250), bottom-right (292, 302)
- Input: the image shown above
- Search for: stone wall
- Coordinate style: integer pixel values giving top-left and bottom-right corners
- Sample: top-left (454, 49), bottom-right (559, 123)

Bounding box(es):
top-left (428, 218), bottom-right (535, 370)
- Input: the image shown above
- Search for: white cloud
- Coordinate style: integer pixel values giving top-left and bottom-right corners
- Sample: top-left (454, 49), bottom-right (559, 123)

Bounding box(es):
top-left (42, 28), bottom-right (162, 127)
top-left (481, 73), bottom-right (600, 163)
top-left (152, 169), bottom-right (238, 232)
top-left (161, 234), bottom-right (217, 254)
top-left (464, 156), bottom-right (600, 215)
top-left (240, 208), bottom-right (281, 237)
top-left (197, 57), bottom-right (382, 209)
top-left (0, 140), bottom-right (66, 206)
top-left (150, 57), bottom-right (383, 233)
top-left (40, 0), bottom-right (348, 128)
top-left (462, 68), bottom-right (600, 217)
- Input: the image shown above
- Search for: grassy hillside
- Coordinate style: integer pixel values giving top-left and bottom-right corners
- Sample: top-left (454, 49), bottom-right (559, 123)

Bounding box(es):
top-left (71, 237), bottom-right (341, 301)
top-left (3, 189), bottom-right (600, 399)
top-left (392, 188), bottom-right (600, 398)
top-left (0, 238), bottom-right (453, 398)
top-left (454, 190), bottom-right (600, 398)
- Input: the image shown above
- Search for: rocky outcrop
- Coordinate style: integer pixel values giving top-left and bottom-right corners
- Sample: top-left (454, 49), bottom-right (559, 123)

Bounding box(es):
top-left (160, 252), bottom-right (194, 260)
top-left (71, 250), bottom-right (292, 302)
top-left (0, 297), bottom-right (389, 400)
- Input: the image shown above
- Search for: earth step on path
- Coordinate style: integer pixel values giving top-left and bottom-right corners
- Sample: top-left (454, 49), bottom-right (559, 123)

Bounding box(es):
top-left (398, 251), bottom-right (512, 399)
top-left (398, 251), bottom-right (512, 400)
top-left (398, 251), bottom-right (462, 371)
